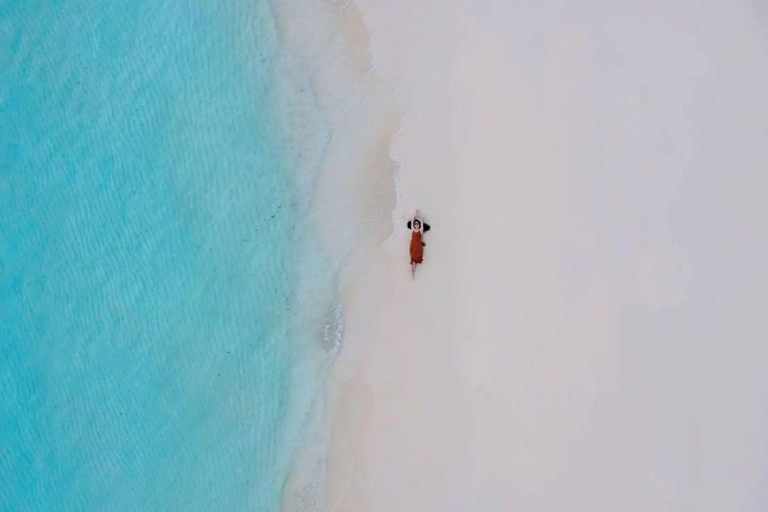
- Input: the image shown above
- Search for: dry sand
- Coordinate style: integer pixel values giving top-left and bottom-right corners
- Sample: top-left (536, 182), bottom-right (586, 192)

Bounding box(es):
top-left (325, 1), bottom-right (768, 511)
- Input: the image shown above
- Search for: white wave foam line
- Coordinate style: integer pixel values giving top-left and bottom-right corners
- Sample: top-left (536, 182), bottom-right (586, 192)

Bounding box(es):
top-left (323, 302), bottom-right (345, 358)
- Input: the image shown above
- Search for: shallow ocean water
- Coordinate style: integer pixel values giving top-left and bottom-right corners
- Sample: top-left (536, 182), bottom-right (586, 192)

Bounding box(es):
top-left (0, 0), bottom-right (330, 510)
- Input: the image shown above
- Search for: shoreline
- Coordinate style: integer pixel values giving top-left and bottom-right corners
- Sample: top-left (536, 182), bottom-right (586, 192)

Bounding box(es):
top-left (269, 0), bottom-right (401, 510)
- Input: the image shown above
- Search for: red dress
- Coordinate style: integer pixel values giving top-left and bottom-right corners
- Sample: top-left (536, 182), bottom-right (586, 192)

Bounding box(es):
top-left (410, 231), bottom-right (424, 264)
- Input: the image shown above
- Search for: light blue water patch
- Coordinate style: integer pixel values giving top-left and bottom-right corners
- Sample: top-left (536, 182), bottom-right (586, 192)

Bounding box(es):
top-left (0, 0), bottom-right (316, 510)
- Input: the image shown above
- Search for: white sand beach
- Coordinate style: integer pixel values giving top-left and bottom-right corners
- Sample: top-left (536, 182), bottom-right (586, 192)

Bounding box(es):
top-left (321, 1), bottom-right (768, 511)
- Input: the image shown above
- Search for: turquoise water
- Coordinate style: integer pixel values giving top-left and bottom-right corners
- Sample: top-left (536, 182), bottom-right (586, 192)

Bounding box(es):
top-left (0, 1), bottom-right (324, 510)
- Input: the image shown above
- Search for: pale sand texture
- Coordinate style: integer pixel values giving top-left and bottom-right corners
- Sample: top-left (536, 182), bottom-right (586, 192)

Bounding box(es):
top-left (327, 1), bottom-right (768, 511)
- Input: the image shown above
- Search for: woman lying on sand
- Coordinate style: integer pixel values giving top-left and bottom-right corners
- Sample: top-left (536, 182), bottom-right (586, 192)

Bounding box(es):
top-left (407, 214), bottom-right (430, 276)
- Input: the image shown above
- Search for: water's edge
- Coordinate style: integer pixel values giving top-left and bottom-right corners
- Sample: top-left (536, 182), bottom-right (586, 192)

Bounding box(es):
top-left (267, 0), bottom-right (401, 510)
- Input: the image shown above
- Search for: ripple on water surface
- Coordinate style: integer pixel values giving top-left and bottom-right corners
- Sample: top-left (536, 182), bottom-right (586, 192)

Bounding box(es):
top-left (0, 1), bottom-right (327, 510)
